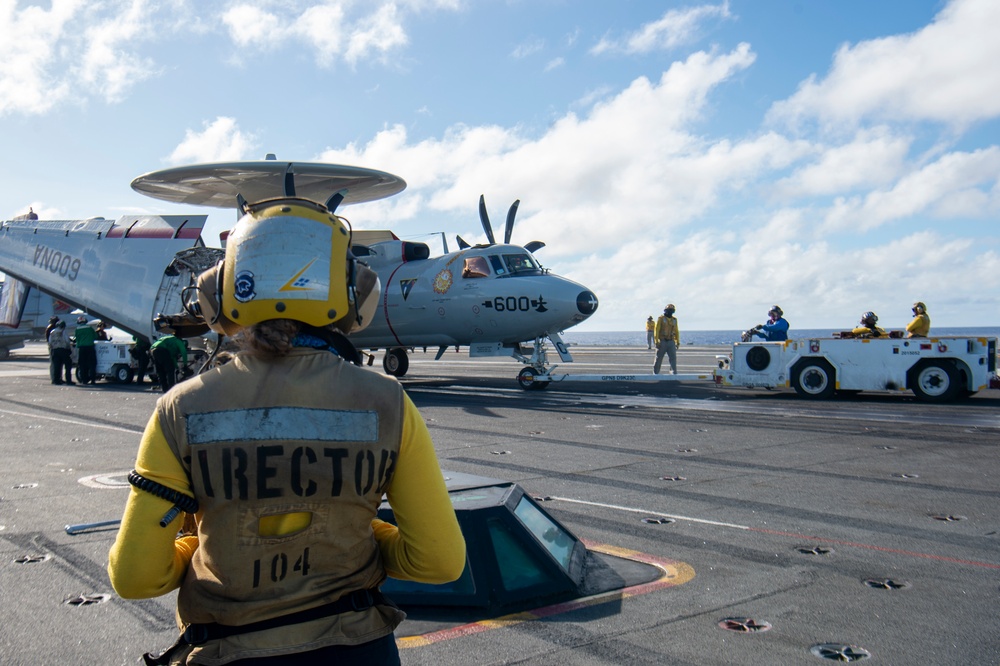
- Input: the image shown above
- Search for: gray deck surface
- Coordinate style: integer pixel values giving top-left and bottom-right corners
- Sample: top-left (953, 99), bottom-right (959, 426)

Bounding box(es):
top-left (1, 342), bottom-right (998, 665)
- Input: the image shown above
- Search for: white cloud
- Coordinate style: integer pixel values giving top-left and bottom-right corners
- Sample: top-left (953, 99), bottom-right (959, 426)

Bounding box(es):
top-left (772, 128), bottom-right (911, 198)
top-left (75, 0), bottom-right (159, 102)
top-left (296, 4), bottom-right (347, 67)
top-left (511, 38), bottom-right (544, 59)
top-left (344, 3), bottom-right (408, 66)
top-left (591, 1), bottom-right (732, 55)
top-left (0, 1), bottom-right (459, 116)
top-left (821, 147), bottom-right (1000, 232)
top-left (220, 4), bottom-right (282, 49)
top-left (544, 57), bottom-right (565, 72)
top-left (0, 0), bottom-right (88, 114)
top-left (320, 44), bottom-right (764, 250)
top-left (0, 1), bottom-right (197, 115)
top-left (769, 0), bottom-right (1000, 129)
top-left (166, 117), bottom-right (259, 164)
top-left (220, 1), bottom-right (435, 68)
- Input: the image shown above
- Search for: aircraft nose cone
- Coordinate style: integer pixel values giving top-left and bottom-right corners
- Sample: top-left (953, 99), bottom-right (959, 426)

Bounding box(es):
top-left (576, 291), bottom-right (599, 316)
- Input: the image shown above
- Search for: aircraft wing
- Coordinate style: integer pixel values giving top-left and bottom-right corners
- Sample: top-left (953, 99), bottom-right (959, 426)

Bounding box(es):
top-left (0, 215), bottom-right (207, 340)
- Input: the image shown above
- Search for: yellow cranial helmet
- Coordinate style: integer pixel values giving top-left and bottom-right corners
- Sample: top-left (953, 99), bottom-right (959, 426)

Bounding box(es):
top-left (221, 198), bottom-right (352, 329)
top-left (912, 301), bottom-right (927, 314)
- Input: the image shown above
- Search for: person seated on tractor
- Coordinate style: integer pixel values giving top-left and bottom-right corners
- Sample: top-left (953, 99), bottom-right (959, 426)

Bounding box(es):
top-left (751, 305), bottom-right (789, 342)
top-left (851, 311), bottom-right (887, 338)
top-left (906, 301), bottom-right (930, 338)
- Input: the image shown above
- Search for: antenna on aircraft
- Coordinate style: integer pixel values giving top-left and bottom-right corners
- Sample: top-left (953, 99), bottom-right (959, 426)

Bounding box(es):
top-left (131, 161), bottom-right (406, 209)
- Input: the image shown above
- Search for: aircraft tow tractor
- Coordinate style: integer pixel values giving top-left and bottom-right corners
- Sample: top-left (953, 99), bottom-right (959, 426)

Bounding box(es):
top-left (524, 333), bottom-right (998, 401)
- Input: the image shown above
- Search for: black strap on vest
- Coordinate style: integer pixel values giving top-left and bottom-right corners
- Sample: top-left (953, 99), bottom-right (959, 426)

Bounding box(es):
top-left (182, 589), bottom-right (390, 646)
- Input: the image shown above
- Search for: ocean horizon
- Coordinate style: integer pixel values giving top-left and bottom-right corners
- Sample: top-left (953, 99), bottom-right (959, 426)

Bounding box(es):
top-left (561, 327), bottom-right (1000, 347)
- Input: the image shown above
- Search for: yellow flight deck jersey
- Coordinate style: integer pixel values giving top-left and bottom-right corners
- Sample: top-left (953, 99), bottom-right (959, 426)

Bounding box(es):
top-left (851, 325), bottom-right (887, 338)
top-left (906, 313), bottom-right (930, 337)
top-left (109, 348), bottom-right (465, 665)
top-left (654, 315), bottom-right (680, 346)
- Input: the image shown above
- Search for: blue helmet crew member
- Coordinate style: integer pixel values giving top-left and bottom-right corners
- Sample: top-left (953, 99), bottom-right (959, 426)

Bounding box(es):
top-left (906, 301), bottom-right (930, 338)
top-left (108, 197), bottom-right (466, 665)
top-left (852, 311), bottom-right (887, 338)
top-left (653, 304), bottom-right (680, 375)
top-left (752, 305), bottom-right (789, 342)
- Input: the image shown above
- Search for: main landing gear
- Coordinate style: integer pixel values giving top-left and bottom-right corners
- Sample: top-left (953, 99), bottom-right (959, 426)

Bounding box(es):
top-left (382, 347), bottom-right (410, 377)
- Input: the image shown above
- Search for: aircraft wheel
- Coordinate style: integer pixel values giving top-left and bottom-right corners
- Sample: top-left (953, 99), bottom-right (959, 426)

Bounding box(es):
top-left (517, 368), bottom-right (548, 391)
top-left (791, 358), bottom-right (835, 399)
top-left (910, 360), bottom-right (959, 402)
top-left (383, 348), bottom-right (409, 377)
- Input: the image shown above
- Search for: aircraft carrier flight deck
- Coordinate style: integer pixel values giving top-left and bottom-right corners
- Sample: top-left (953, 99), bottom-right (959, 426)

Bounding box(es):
top-left (1, 341), bottom-right (998, 665)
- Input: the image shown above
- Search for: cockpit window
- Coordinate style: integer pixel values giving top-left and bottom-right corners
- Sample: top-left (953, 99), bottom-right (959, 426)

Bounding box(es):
top-left (462, 256), bottom-right (490, 278)
top-left (502, 253), bottom-right (539, 274)
top-left (489, 255), bottom-right (506, 275)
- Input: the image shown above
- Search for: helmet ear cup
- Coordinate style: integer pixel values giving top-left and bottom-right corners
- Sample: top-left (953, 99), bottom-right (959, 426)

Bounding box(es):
top-left (333, 263), bottom-right (380, 334)
top-left (197, 263), bottom-right (242, 336)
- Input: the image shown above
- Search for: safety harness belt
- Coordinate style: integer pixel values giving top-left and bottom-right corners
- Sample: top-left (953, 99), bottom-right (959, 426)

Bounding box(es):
top-left (181, 589), bottom-right (391, 645)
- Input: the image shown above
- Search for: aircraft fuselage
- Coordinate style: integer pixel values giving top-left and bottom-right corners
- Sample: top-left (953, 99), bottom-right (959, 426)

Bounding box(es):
top-left (352, 241), bottom-right (598, 348)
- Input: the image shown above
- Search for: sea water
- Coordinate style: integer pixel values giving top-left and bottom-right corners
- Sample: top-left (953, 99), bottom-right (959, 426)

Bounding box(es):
top-left (561, 327), bottom-right (1000, 347)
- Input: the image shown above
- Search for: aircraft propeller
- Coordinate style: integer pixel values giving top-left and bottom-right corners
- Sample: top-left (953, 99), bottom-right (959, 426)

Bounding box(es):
top-left (455, 195), bottom-right (544, 253)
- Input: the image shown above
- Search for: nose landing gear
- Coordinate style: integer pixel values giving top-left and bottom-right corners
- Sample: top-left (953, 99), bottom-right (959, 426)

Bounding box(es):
top-left (513, 333), bottom-right (573, 390)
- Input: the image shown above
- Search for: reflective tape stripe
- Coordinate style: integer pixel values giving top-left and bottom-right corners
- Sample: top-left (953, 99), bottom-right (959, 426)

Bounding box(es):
top-left (187, 408), bottom-right (378, 444)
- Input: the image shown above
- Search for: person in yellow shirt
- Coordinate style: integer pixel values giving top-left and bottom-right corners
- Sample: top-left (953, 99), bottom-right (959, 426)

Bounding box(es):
top-left (653, 304), bottom-right (680, 374)
top-left (906, 301), bottom-right (930, 337)
top-left (109, 198), bottom-right (465, 665)
top-left (851, 311), bottom-right (887, 338)
top-left (645, 315), bottom-right (655, 349)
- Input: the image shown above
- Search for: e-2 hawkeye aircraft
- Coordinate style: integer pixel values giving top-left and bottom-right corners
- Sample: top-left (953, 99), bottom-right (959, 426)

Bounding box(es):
top-left (0, 158), bottom-right (597, 387)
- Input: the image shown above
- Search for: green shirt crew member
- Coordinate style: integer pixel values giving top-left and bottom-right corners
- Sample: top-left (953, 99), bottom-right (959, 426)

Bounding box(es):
top-left (150, 335), bottom-right (187, 392)
top-left (74, 316), bottom-right (98, 384)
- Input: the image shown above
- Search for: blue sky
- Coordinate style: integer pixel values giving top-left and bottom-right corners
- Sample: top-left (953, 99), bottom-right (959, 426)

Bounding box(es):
top-left (2, 0), bottom-right (998, 332)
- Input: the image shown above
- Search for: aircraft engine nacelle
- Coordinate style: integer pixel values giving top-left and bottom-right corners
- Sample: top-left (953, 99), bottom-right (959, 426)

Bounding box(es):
top-left (356, 240), bottom-right (429, 265)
